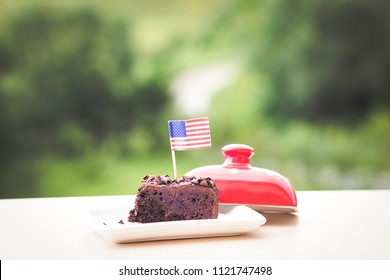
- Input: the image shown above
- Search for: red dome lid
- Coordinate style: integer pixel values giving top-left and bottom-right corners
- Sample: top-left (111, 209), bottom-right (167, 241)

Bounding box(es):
top-left (185, 144), bottom-right (297, 212)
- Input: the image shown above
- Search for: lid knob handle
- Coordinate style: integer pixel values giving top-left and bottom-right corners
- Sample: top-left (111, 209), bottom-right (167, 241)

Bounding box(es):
top-left (222, 144), bottom-right (255, 168)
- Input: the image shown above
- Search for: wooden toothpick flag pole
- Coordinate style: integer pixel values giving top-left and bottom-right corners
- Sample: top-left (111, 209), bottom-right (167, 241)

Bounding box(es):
top-left (171, 150), bottom-right (178, 179)
top-left (168, 117), bottom-right (212, 178)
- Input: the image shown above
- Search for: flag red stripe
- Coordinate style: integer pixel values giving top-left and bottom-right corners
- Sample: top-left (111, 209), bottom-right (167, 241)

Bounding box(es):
top-left (185, 117), bottom-right (209, 124)
top-left (171, 146), bottom-right (211, 151)
top-left (171, 139), bottom-right (211, 146)
top-left (186, 128), bottom-right (210, 133)
top-left (170, 138), bottom-right (211, 144)
top-left (171, 143), bottom-right (211, 149)
top-left (170, 141), bottom-right (211, 147)
top-left (186, 132), bottom-right (210, 137)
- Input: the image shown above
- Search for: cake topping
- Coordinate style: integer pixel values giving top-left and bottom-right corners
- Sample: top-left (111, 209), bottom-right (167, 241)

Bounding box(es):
top-left (141, 175), bottom-right (215, 188)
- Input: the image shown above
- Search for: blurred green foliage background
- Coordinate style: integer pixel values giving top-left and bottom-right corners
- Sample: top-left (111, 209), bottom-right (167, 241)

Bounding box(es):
top-left (1, 0), bottom-right (390, 198)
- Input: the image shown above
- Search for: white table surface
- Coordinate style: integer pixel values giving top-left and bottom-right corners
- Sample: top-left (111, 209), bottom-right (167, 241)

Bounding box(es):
top-left (1, 190), bottom-right (389, 260)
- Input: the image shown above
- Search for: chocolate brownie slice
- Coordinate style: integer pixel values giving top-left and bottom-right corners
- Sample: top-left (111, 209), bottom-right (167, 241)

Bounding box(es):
top-left (128, 175), bottom-right (219, 223)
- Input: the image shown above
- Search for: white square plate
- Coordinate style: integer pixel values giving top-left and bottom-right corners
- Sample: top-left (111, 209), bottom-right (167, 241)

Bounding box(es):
top-left (84, 204), bottom-right (266, 243)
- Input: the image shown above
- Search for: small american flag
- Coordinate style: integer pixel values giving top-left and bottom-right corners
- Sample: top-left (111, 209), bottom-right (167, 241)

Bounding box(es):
top-left (168, 117), bottom-right (211, 151)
